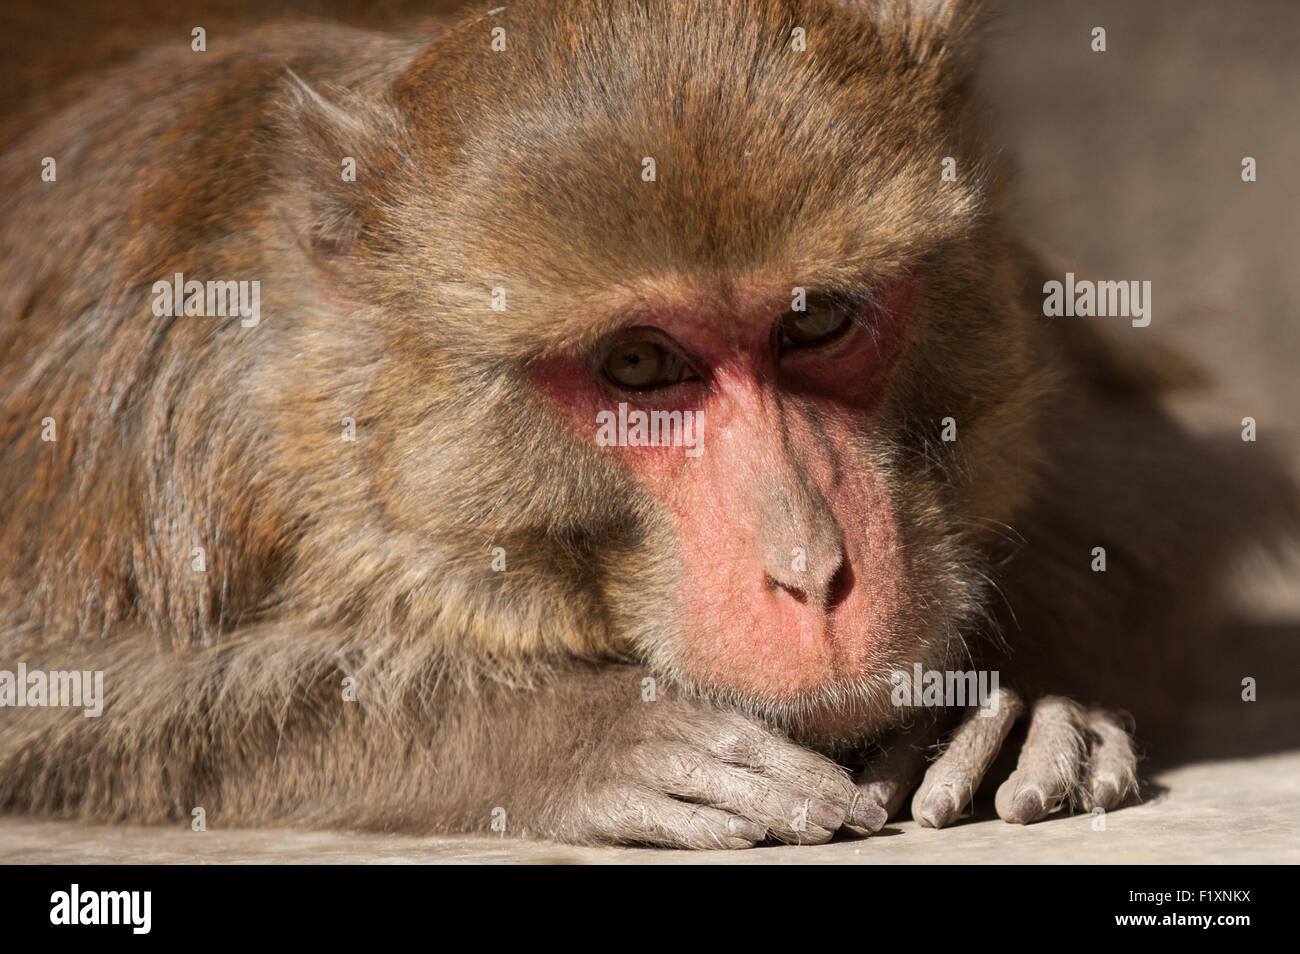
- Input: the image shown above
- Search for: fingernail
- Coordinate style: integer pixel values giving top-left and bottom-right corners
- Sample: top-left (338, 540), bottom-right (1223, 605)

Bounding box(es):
top-left (807, 800), bottom-right (846, 830)
top-left (850, 800), bottom-right (889, 833)
top-left (1010, 789), bottom-right (1044, 823)
top-left (919, 789), bottom-right (956, 828)
top-left (1090, 778), bottom-right (1118, 810)
top-left (728, 816), bottom-right (767, 841)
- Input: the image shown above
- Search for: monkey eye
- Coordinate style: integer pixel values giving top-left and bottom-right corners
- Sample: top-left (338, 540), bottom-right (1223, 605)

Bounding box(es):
top-left (777, 296), bottom-right (853, 351)
top-left (602, 337), bottom-right (687, 390)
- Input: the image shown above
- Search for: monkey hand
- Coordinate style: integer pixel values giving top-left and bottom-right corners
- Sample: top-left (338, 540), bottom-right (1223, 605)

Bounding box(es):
top-left (854, 690), bottom-right (1138, 829)
top-left (546, 679), bottom-right (887, 848)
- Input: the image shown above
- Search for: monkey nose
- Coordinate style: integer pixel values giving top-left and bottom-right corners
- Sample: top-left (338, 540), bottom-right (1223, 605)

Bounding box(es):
top-left (763, 542), bottom-right (852, 612)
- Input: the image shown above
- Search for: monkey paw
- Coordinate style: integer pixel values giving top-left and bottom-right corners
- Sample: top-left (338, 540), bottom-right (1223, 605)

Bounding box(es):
top-left (857, 690), bottom-right (1138, 829)
top-left (559, 701), bottom-right (886, 849)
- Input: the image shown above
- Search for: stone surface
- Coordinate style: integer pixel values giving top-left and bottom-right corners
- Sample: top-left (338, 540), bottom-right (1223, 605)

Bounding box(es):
top-left (2, 750), bottom-right (1296, 864)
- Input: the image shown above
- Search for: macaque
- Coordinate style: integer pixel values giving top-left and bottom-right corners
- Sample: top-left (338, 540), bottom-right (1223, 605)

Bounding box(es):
top-left (0, 0), bottom-right (1294, 848)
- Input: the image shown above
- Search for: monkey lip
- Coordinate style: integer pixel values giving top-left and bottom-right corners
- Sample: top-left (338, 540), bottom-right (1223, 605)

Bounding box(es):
top-left (761, 589), bottom-right (857, 650)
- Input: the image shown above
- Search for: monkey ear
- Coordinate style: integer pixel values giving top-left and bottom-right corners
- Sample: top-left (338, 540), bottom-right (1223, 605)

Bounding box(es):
top-left (275, 72), bottom-right (402, 259)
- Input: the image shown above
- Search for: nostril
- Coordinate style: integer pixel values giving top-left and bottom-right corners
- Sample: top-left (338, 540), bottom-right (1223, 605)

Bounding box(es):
top-left (826, 559), bottom-right (853, 610)
top-left (764, 572), bottom-right (809, 604)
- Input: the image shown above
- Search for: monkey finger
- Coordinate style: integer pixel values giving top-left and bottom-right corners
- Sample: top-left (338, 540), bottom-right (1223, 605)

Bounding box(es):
top-left (706, 723), bottom-right (879, 834)
top-left (994, 696), bottom-right (1088, 824)
top-left (637, 742), bottom-right (840, 844)
top-left (854, 722), bottom-right (936, 827)
top-left (586, 786), bottom-right (766, 850)
top-left (1080, 709), bottom-right (1139, 812)
top-left (911, 687), bottom-right (1024, 829)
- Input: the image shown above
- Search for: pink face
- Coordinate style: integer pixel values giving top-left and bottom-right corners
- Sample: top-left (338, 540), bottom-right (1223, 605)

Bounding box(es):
top-left (534, 276), bottom-right (918, 702)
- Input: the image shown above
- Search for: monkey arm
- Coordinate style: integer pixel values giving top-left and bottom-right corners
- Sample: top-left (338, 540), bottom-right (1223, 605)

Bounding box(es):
top-left (0, 628), bottom-right (882, 845)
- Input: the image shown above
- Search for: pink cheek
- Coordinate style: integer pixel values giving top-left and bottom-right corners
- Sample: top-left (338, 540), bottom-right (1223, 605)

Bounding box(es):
top-left (531, 359), bottom-right (712, 486)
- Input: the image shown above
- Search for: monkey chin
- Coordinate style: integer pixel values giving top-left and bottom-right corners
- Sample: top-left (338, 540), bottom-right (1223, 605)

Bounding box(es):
top-left (659, 589), bottom-right (951, 750)
top-left (692, 657), bottom-right (937, 753)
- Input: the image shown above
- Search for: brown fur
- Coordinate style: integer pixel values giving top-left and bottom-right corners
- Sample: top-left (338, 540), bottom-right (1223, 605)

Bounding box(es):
top-left (0, 0), bottom-right (1293, 843)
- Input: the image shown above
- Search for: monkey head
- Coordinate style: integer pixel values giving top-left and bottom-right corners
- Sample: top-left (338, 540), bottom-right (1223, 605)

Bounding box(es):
top-left (279, 0), bottom-right (1043, 743)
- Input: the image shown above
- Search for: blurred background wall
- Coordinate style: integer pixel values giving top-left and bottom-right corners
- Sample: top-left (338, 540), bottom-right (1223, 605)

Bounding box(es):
top-left (979, 0), bottom-right (1298, 433)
